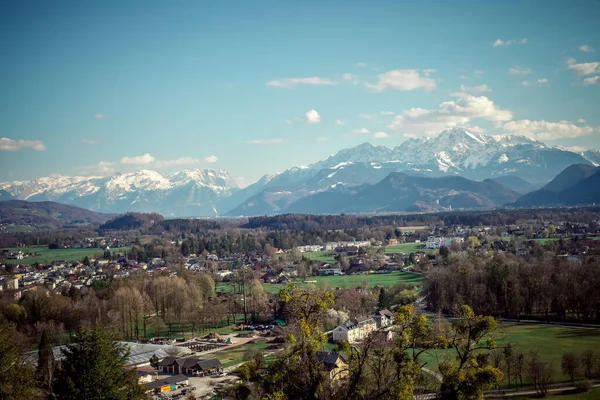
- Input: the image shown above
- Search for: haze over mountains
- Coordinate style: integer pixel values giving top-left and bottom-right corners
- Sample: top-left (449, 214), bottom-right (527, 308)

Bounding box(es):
top-left (1, 128), bottom-right (599, 217)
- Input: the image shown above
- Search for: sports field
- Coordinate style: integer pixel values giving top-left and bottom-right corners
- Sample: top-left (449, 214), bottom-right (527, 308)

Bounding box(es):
top-left (3, 245), bottom-right (131, 264)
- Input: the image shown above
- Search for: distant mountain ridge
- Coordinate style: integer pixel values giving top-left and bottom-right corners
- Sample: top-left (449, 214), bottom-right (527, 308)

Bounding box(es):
top-left (284, 173), bottom-right (521, 214)
top-left (227, 128), bottom-right (596, 215)
top-left (0, 200), bottom-right (110, 230)
top-left (2, 128), bottom-right (599, 217)
top-left (513, 164), bottom-right (600, 207)
top-left (0, 169), bottom-right (238, 217)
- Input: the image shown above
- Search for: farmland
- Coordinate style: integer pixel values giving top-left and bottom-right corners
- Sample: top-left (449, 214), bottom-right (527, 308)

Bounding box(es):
top-left (3, 245), bottom-right (131, 264)
top-left (217, 270), bottom-right (424, 294)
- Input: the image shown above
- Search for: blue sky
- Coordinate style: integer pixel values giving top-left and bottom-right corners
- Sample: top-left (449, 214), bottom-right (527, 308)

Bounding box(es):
top-left (1, 0), bottom-right (599, 186)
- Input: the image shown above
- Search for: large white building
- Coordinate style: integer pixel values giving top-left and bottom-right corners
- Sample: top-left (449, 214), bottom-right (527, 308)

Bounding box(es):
top-left (425, 236), bottom-right (464, 249)
top-left (332, 316), bottom-right (377, 343)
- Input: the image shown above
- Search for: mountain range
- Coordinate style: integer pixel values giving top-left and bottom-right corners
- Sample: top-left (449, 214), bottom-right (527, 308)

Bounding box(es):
top-left (1, 128), bottom-right (598, 217)
top-left (513, 164), bottom-right (600, 207)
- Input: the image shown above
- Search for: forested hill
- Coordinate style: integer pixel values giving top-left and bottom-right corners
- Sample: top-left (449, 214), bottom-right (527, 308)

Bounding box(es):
top-left (98, 212), bottom-right (165, 232)
top-left (0, 200), bottom-right (110, 230)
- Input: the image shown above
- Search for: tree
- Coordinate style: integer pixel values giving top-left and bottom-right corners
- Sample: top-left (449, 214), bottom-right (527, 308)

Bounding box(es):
top-left (53, 326), bottom-right (148, 400)
top-left (149, 354), bottom-right (159, 369)
top-left (561, 352), bottom-right (579, 385)
top-left (0, 323), bottom-right (41, 400)
top-left (581, 349), bottom-right (596, 379)
top-left (466, 236), bottom-right (480, 249)
top-left (439, 305), bottom-right (504, 399)
top-left (36, 329), bottom-right (55, 391)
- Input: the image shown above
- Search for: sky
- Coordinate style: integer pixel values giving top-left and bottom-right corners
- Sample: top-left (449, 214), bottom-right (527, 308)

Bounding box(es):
top-left (1, 0), bottom-right (600, 186)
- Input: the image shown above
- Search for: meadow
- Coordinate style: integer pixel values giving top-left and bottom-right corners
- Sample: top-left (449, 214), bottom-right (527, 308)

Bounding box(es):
top-left (4, 245), bottom-right (131, 264)
top-left (217, 270), bottom-right (424, 294)
top-left (419, 322), bottom-right (600, 385)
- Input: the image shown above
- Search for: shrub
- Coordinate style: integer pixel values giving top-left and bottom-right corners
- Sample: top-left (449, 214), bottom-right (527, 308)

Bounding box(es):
top-left (575, 380), bottom-right (593, 393)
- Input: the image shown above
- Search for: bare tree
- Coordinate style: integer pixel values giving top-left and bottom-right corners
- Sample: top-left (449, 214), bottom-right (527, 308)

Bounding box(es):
top-left (561, 352), bottom-right (579, 385)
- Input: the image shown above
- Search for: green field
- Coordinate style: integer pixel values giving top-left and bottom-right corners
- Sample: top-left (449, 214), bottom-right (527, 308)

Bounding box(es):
top-left (3, 245), bottom-right (132, 265)
top-left (214, 341), bottom-right (271, 368)
top-left (420, 323), bottom-right (600, 385)
top-left (513, 387), bottom-right (600, 399)
top-left (302, 251), bottom-right (337, 264)
top-left (217, 271), bottom-right (424, 294)
top-left (301, 242), bottom-right (430, 265)
top-left (384, 243), bottom-right (430, 254)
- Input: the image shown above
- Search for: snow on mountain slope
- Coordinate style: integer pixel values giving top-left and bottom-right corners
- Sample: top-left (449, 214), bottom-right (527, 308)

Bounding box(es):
top-left (0, 169), bottom-right (238, 217)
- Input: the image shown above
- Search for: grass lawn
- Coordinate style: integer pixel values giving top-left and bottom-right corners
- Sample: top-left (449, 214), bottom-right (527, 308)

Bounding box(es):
top-left (419, 322), bottom-right (600, 386)
top-left (214, 341), bottom-right (271, 368)
top-left (217, 271), bottom-right (424, 294)
top-left (302, 251), bottom-right (337, 264)
top-left (4, 245), bottom-right (131, 265)
top-left (384, 243), bottom-right (431, 254)
top-left (512, 387), bottom-right (600, 399)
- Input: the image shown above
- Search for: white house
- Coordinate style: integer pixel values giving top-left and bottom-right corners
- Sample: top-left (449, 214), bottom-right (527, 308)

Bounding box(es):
top-left (332, 316), bottom-right (377, 343)
top-left (373, 309), bottom-right (394, 329)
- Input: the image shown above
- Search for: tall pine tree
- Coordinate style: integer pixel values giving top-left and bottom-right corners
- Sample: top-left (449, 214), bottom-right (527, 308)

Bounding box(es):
top-left (53, 326), bottom-right (147, 400)
top-left (36, 329), bottom-right (55, 391)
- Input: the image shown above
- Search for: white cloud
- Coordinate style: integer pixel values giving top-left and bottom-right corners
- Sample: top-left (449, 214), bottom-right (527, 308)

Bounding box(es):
top-left (509, 66), bottom-right (532, 75)
top-left (152, 157), bottom-right (204, 168)
top-left (97, 161), bottom-right (115, 173)
top-left (335, 119), bottom-right (345, 126)
top-left (353, 128), bottom-right (370, 134)
top-left (579, 45), bottom-right (594, 53)
top-left (474, 70), bottom-right (484, 77)
top-left (583, 76), bottom-right (600, 86)
top-left (304, 109), bottom-right (321, 124)
top-left (422, 69), bottom-right (436, 76)
top-left (204, 155), bottom-right (218, 163)
top-left (81, 139), bottom-right (101, 145)
top-left (266, 77), bottom-right (337, 88)
top-left (342, 73), bottom-right (358, 84)
top-left (365, 69), bottom-right (436, 92)
top-left (0, 138), bottom-right (46, 151)
top-left (316, 137), bottom-right (328, 142)
top-left (356, 62), bottom-right (368, 68)
top-left (522, 78), bottom-right (549, 86)
top-left (94, 114), bottom-right (108, 119)
top-left (388, 94), bottom-right (512, 136)
top-left (121, 153), bottom-right (156, 165)
top-left (493, 38), bottom-right (527, 47)
top-left (380, 110), bottom-right (395, 115)
top-left (460, 75), bottom-right (468, 80)
top-left (577, 119), bottom-right (586, 123)
top-left (459, 84), bottom-right (491, 93)
top-left (361, 113), bottom-right (377, 120)
top-left (566, 59), bottom-right (600, 75)
top-left (501, 119), bottom-right (600, 140)
top-left (247, 138), bottom-right (284, 145)
top-left (372, 131), bottom-right (389, 139)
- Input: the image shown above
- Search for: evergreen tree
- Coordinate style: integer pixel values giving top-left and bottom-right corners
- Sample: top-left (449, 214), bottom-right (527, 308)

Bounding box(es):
top-left (0, 323), bottom-right (40, 400)
top-left (53, 326), bottom-right (148, 400)
top-left (36, 329), bottom-right (55, 391)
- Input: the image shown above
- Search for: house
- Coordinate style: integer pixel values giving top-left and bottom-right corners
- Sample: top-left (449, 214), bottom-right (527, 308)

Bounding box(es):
top-left (315, 352), bottom-right (349, 381)
top-left (373, 309), bottom-right (394, 329)
top-left (335, 246), bottom-right (359, 256)
top-left (332, 316), bottom-right (377, 343)
top-left (388, 238), bottom-right (398, 245)
top-left (318, 267), bottom-right (343, 276)
top-left (157, 357), bottom-right (222, 376)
